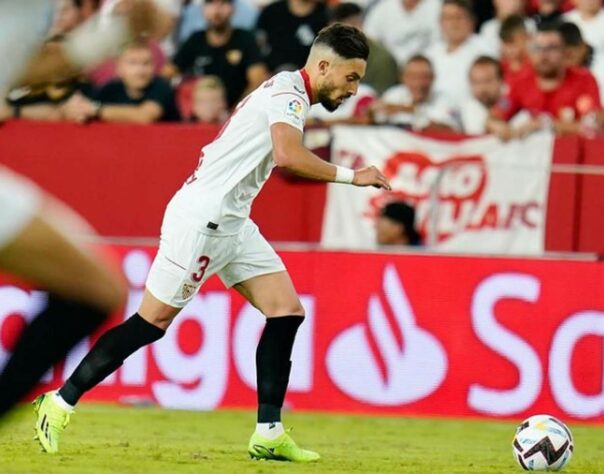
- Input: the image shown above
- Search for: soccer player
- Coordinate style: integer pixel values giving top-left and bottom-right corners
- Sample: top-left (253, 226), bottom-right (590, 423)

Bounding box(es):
top-left (34, 24), bottom-right (390, 461)
top-left (0, 0), bottom-right (167, 419)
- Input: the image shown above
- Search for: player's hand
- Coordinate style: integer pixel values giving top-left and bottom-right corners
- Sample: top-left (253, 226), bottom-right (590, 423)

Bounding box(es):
top-left (352, 166), bottom-right (392, 190)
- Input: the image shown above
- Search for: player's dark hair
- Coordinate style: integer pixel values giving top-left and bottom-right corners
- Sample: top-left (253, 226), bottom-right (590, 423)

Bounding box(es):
top-left (499, 14), bottom-right (527, 42)
top-left (313, 23), bottom-right (369, 61)
top-left (442, 0), bottom-right (475, 18)
top-left (471, 55), bottom-right (503, 79)
top-left (329, 2), bottom-right (363, 23)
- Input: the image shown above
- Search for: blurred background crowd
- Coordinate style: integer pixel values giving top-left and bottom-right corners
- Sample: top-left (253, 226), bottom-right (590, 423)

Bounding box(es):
top-left (2, 0), bottom-right (604, 140)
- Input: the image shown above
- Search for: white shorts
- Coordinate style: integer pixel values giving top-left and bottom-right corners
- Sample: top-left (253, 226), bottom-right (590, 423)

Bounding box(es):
top-left (0, 170), bottom-right (41, 249)
top-left (146, 209), bottom-right (286, 308)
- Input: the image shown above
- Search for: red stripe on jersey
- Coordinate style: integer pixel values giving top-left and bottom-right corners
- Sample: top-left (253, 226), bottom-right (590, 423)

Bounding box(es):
top-left (271, 91), bottom-right (310, 107)
top-left (300, 69), bottom-right (313, 103)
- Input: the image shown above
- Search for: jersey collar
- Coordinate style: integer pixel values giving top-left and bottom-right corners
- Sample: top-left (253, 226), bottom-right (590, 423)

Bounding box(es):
top-left (299, 68), bottom-right (313, 104)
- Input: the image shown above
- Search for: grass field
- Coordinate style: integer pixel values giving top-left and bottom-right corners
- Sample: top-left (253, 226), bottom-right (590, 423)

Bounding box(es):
top-left (1, 404), bottom-right (603, 474)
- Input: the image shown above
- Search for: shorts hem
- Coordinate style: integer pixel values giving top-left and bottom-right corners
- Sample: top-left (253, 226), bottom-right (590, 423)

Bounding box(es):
top-left (220, 265), bottom-right (287, 289)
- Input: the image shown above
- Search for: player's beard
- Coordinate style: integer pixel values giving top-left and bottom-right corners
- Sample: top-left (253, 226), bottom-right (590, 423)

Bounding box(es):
top-left (317, 82), bottom-right (349, 112)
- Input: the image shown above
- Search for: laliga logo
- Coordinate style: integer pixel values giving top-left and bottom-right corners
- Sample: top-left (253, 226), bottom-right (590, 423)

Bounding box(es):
top-left (367, 151), bottom-right (487, 242)
top-left (326, 265), bottom-right (447, 405)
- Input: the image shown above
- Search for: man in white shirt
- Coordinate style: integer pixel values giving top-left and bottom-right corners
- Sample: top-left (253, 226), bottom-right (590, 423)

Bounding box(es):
top-left (371, 54), bottom-right (458, 130)
top-left (564, 0), bottom-right (604, 98)
top-left (564, 0), bottom-right (604, 56)
top-left (37, 24), bottom-right (390, 462)
top-left (363, 0), bottom-right (442, 66)
top-left (426, 0), bottom-right (492, 106)
top-left (459, 56), bottom-right (505, 134)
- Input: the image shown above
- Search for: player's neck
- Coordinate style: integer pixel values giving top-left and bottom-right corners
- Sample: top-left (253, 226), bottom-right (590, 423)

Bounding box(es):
top-left (299, 67), bottom-right (315, 104)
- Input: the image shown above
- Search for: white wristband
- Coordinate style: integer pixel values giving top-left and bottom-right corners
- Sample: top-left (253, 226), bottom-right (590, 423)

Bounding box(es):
top-left (334, 165), bottom-right (355, 184)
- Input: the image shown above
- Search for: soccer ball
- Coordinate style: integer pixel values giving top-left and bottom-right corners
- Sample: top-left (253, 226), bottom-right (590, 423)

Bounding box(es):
top-left (512, 414), bottom-right (574, 471)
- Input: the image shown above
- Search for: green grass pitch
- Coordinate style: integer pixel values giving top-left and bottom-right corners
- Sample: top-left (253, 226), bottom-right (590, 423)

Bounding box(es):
top-left (1, 404), bottom-right (604, 473)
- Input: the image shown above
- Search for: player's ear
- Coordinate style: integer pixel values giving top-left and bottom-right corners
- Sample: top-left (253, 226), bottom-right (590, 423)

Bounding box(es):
top-left (318, 60), bottom-right (330, 76)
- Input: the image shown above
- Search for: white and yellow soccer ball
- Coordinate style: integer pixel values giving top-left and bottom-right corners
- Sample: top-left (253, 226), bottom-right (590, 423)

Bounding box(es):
top-left (512, 414), bottom-right (574, 471)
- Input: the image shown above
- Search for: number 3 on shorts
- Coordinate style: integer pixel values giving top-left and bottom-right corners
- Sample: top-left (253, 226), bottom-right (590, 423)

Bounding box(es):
top-left (191, 256), bottom-right (210, 282)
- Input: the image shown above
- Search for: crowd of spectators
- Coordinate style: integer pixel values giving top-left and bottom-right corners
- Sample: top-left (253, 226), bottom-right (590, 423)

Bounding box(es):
top-left (2, 0), bottom-right (604, 139)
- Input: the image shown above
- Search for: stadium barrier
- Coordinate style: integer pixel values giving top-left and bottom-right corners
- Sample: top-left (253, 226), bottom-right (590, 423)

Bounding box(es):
top-left (1, 246), bottom-right (603, 422)
top-left (1, 121), bottom-right (603, 253)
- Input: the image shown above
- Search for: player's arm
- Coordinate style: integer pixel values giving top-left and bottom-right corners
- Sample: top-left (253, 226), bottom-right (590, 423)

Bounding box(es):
top-left (18, 0), bottom-right (170, 89)
top-left (270, 122), bottom-right (391, 189)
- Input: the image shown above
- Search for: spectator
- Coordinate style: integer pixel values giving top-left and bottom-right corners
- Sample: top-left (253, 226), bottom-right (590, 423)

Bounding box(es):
top-left (307, 83), bottom-right (376, 126)
top-left (167, 0), bottom-right (268, 108)
top-left (563, 0), bottom-right (604, 61)
top-left (256, 0), bottom-right (328, 72)
top-left (500, 14), bottom-right (533, 84)
top-left (488, 22), bottom-right (601, 138)
top-left (363, 0), bottom-right (441, 67)
top-left (63, 41), bottom-right (180, 123)
top-left (563, 2), bottom-right (604, 99)
top-left (375, 201), bottom-right (422, 247)
top-left (559, 21), bottom-right (593, 67)
top-left (480, 0), bottom-right (533, 56)
top-left (532, 0), bottom-right (565, 25)
top-left (191, 75), bottom-right (229, 124)
top-left (371, 55), bottom-right (458, 131)
top-left (329, 2), bottom-right (398, 95)
top-left (426, 0), bottom-right (491, 105)
top-left (177, 0), bottom-right (261, 47)
top-left (459, 56), bottom-right (506, 134)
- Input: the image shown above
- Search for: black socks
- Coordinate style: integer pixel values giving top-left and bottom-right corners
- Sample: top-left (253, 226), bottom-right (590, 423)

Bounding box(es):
top-left (256, 315), bottom-right (304, 423)
top-left (0, 295), bottom-right (107, 417)
top-left (58, 313), bottom-right (164, 406)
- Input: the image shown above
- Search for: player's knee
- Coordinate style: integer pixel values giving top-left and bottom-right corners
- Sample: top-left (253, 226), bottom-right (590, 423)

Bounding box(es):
top-left (262, 298), bottom-right (305, 318)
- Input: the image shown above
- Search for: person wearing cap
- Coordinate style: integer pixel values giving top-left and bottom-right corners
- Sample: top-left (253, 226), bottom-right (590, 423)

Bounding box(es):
top-left (375, 201), bottom-right (422, 246)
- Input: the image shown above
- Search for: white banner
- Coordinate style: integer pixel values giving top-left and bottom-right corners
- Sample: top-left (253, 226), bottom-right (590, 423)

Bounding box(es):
top-left (321, 127), bottom-right (555, 254)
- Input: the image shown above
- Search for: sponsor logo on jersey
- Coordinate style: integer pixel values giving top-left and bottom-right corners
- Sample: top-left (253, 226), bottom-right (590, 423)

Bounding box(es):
top-left (286, 99), bottom-right (304, 123)
top-left (288, 99), bottom-right (303, 115)
top-left (293, 84), bottom-right (305, 95)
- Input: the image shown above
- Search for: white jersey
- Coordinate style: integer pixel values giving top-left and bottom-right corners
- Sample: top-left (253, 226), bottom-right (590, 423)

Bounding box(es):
top-left (168, 70), bottom-right (312, 235)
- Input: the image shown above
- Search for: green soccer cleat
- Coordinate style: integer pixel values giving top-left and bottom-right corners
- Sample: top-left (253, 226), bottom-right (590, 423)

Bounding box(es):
top-left (33, 391), bottom-right (72, 453)
top-left (248, 429), bottom-right (320, 463)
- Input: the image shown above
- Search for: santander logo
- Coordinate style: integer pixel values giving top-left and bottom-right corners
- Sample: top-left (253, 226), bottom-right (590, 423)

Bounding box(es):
top-left (326, 265), bottom-right (447, 405)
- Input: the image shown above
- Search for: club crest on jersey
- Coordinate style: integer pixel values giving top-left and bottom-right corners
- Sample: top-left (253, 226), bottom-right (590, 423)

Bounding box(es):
top-left (182, 282), bottom-right (197, 300)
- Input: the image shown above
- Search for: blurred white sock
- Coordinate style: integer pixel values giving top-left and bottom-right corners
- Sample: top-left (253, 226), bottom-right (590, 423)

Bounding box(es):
top-left (255, 422), bottom-right (284, 439)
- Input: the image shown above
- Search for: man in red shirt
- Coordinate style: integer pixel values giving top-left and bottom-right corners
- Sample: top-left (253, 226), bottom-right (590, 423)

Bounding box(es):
top-left (488, 21), bottom-right (601, 139)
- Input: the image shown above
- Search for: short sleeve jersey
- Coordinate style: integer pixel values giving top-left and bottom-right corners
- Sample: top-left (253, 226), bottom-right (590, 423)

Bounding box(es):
top-left (168, 69), bottom-right (312, 235)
